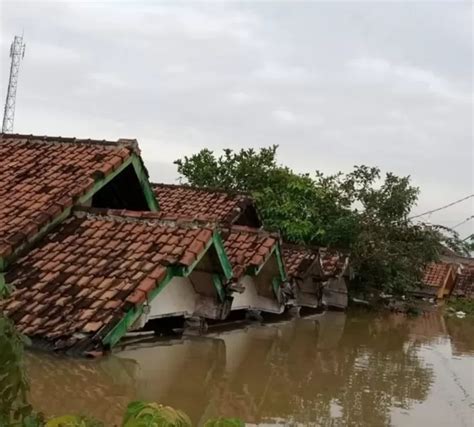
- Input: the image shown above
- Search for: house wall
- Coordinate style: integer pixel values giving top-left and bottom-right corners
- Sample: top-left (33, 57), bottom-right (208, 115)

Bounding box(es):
top-left (231, 275), bottom-right (283, 313)
top-left (148, 276), bottom-right (198, 319)
top-left (295, 276), bottom-right (321, 308)
top-left (322, 277), bottom-right (348, 310)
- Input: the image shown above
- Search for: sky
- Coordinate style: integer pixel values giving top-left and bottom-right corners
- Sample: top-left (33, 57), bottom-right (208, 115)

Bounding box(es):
top-left (0, 0), bottom-right (472, 238)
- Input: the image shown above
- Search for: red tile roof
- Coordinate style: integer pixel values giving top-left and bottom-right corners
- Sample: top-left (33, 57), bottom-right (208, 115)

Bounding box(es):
top-left (423, 262), bottom-right (452, 288)
top-left (153, 183), bottom-right (259, 225)
top-left (222, 226), bottom-right (279, 279)
top-left (0, 134), bottom-right (138, 260)
top-left (282, 244), bottom-right (319, 279)
top-left (0, 208), bottom-right (216, 353)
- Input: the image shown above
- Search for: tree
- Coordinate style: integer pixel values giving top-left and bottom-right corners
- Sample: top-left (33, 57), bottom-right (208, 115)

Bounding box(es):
top-left (175, 146), bottom-right (451, 294)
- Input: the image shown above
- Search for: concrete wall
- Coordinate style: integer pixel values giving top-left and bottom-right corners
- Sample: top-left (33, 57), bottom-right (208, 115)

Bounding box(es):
top-left (231, 275), bottom-right (283, 314)
top-left (148, 276), bottom-right (198, 319)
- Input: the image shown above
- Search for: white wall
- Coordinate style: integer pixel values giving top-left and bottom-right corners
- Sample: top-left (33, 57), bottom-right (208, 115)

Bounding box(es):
top-left (231, 275), bottom-right (283, 314)
top-left (148, 276), bottom-right (198, 319)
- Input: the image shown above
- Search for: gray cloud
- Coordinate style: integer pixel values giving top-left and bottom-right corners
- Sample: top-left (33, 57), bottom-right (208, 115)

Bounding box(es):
top-left (1, 0), bottom-right (472, 237)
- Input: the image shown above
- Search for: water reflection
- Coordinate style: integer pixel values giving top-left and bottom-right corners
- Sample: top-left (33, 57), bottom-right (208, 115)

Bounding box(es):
top-left (26, 312), bottom-right (474, 426)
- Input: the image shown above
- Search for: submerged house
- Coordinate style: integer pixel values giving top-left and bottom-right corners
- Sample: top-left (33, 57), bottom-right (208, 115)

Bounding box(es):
top-left (320, 249), bottom-right (350, 310)
top-left (0, 208), bottom-right (233, 354)
top-left (0, 134), bottom-right (235, 353)
top-left (418, 262), bottom-right (457, 299)
top-left (153, 184), bottom-right (288, 316)
top-left (0, 133), bottom-right (157, 275)
top-left (222, 226), bottom-right (286, 315)
top-left (282, 244), bottom-right (323, 308)
top-left (452, 265), bottom-right (474, 299)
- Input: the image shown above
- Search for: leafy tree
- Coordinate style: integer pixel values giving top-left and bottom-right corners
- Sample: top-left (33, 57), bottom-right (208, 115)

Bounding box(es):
top-left (175, 146), bottom-right (453, 294)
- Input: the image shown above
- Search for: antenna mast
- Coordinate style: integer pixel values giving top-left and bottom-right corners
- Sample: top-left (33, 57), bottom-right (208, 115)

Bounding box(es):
top-left (2, 34), bottom-right (26, 133)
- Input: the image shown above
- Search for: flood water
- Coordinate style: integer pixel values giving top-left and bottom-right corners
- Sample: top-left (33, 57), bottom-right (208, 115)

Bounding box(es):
top-left (26, 311), bottom-right (474, 426)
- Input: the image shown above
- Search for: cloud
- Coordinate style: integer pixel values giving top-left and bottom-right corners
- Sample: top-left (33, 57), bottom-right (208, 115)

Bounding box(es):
top-left (0, 0), bottom-right (471, 236)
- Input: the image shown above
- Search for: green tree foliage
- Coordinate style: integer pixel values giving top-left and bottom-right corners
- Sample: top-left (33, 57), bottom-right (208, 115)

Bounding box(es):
top-left (122, 401), bottom-right (192, 427)
top-left (0, 316), bottom-right (41, 427)
top-left (175, 146), bottom-right (463, 294)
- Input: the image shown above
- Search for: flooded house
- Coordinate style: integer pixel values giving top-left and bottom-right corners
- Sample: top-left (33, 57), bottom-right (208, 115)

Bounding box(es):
top-left (0, 134), bottom-right (237, 354)
top-left (282, 244), bottom-right (323, 308)
top-left (153, 184), bottom-right (287, 316)
top-left (320, 249), bottom-right (350, 310)
top-left (417, 262), bottom-right (457, 299)
top-left (222, 226), bottom-right (287, 315)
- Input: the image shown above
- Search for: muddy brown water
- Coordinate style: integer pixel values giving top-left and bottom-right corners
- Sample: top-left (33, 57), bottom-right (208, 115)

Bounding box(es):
top-left (26, 311), bottom-right (474, 426)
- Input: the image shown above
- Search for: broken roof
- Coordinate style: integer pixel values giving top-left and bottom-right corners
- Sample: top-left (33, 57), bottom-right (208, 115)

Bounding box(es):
top-left (0, 208), bottom-right (230, 354)
top-left (282, 244), bottom-right (320, 280)
top-left (0, 134), bottom-right (157, 265)
top-left (422, 262), bottom-right (453, 288)
top-left (153, 183), bottom-right (261, 226)
top-left (222, 225), bottom-right (284, 280)
top-left (319, 249), bottom-right (349, 278)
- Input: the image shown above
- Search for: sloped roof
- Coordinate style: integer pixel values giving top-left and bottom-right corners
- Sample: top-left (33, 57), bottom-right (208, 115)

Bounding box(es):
top-left (153, 183), bottom-right (259, 225)
top-left (0, 134), bottom-right (141, 261)
top-left (222, 225), bottom-right (281, 279)
top-left (423, 262), bottom-right (453, 288)
top-left (282, 244), bottom-right (319, 279)
top-left (0, 208), bottom-right (219, 353)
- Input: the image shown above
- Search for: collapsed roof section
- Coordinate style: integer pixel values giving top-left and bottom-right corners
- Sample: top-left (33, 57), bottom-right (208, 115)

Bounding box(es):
top-left (319, 249), bottom-right (349, 278)
top-left (0, 134), bottom-right (158, 270)
top-left (282, 244), bottom-right (321, 280)
top-left (0, 208), bottom-right (233, 354)
top-left (153, 183), bottom-right (261, 227)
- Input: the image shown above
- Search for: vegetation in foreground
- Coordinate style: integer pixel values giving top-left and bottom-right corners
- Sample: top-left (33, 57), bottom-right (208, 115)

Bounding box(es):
top-left (176, 146), bottom-right (473, 295)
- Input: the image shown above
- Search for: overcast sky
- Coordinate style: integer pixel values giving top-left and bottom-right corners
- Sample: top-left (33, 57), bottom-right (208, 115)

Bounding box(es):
top-left (1, 0), bottom-right (472, 237)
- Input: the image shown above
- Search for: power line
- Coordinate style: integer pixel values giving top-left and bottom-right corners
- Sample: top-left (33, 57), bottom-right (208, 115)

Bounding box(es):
top-left (452, 215), bottom-right (474, 229)
top-left (409, 194), bottom-right (474, 220)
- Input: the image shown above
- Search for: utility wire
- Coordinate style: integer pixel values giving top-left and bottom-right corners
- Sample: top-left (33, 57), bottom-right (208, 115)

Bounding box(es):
top-left (452, 215), bottom-right (474, 229)
top-left (409, 194), bottom-right (474, 220)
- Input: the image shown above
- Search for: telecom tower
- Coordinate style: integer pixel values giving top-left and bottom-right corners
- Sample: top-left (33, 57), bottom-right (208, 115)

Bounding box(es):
top-left (2, 34), bottom-right (26, 133)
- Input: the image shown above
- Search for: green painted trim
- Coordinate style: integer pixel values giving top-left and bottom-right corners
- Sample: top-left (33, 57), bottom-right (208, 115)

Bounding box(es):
top-left (102, 269), bottom-right (175, 348)
top-left (2, 154), bottom-right (149, 271)
top-left (274, 243), bottom-right (288, 282)
top-left (212, 232), bottom-right (233, 281)
top-left (178, 238), bottom-right (214, 277)
top-left (102, 233), bottom-right (234, 349)
top-left (130, 156), bottom-right (159, 211)
top-left (77, 156), bottom-right (133, 205)
top-left (2, 207), bottom-right (73, 272)
top-left (212, 274), bottom-right (226, 302)
top-left (272, 277), bottom-right (282, 302)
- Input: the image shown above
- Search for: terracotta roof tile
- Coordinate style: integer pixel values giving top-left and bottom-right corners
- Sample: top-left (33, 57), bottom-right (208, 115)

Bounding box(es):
top-left (282, 244), bottom-right (319, 279)
top-left (0, 134), bottom-right (136, 258)
top-left (153, 183), bottom-right (259, 225)
top-left (0, 208), bottom-right (216, 353)
top-left (319, 249), bottom-right (348, 277)
top-left (223, 225), bottom-right (279, 279)
top-left (423, 262), bottom-right (452, 288)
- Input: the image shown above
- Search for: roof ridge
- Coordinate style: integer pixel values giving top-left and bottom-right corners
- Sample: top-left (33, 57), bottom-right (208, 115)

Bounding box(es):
top-left (0, 133), bottom-right (140, 152)
top-left (73, 207), bottom-right (216, 229)
top-left (228, 224), bottom-right (279, 239)
top-left (152, 182), bottom-right (251, 198)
